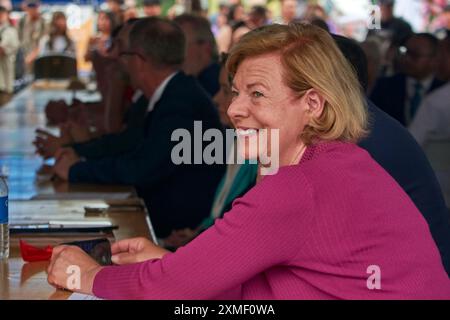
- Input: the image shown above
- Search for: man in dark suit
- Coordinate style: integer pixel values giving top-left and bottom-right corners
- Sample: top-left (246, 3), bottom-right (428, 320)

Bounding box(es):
top-left (335, 34), bottom-right (450, 277)
top-left (370, 33), bottom-right (446, 126)
top-left (35, 16), bottom-right (223, 160)
top-left (53, 17), bottom-right (226, 238)
top-left (70, 92), bottom-right (149, 159)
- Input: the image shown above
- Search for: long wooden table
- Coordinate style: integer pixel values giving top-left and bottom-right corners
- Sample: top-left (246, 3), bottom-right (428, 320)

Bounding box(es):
top-left (0, 83), bottom-right (156, 299)
top-left (1, 199), bottom-right (154, 300)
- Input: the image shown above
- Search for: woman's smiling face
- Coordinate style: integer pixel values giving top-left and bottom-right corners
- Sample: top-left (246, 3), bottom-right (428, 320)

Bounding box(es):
top-left (227, 53), bottom-right (313, 168)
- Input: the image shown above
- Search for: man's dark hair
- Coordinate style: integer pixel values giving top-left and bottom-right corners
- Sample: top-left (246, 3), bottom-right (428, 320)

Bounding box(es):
top-left (143, 0), bottom-right (161, 6)
top-left (0, 5), bottom-right (7, 13)
top-left (310, 18), bottom-right (330, 32)
top-left (408, 33), bottom-right (440, 56)
top-left (129, 17), bottom-right (185, 68)
top-left (250, 5), bottom-right (267, 19)
top-left (332, 34), bottom-right (369, 92)
top-left (378, 0), bottom-right (395, 7)
top-left (126, 17), bottom-right (140, 25)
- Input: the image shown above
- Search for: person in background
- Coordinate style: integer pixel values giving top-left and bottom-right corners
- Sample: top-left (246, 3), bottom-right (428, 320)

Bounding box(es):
top-left (302, 3), bottom-right (336, 33)
top-left (106, 0), bottom-right (125, 26)
top-left (409, 36), bottom-right (450, 208)
top-left (215, 3), bottom-right (246, 53)
top-left (210, 1), bottom-right (229, 35)
top-left (366, 0), bottom-right (413, 78)
top-left (230, 5), bottom-right (268, 48)
top-left (277, 0), bottom-right (298, 24)
top-left (38, 11), bottom-right (75, 56)
top-left (163, 53), bottom-right (258, 248)
top-left (227, 3), bottom-right (245, 28)
top-left (368, 0), bottom-right (413, 47)
top-left (0, 5), bottom-right (19, 105)
top-left (442, 4), bottom-right (450, 32)
top-left (143, 0), bottom-right (161, 17)
top-left (0, 0), bottom-right (11, 11)
top-left (332, 34), bottom-right (450, 277)
top-left (35, 20), bottom-right (147, 160)
top-left (246, 5), bottom-right (267, 30)
top-left (47, 23), bottom-right (450, 299)
top-left (52, 17), bottom-right (225, 239)
top-left (360, 37), bottom-right (383, 95)
top-left (124, 5), bottom-right (138, 22)
top-left (35, 21), bottom-right (141, 159)
top-left (429, 3), bottom-right (450, 36)
top-left (17, 0), bottom-right (46, 74)
top-left (174, 14), bottom-right (220, 97)
top-left (214, 3), bottom-right (232, 53)
top-left (410, 36), bottom-right (450, 146)
top-left (370, 33), bottom-right (445, 126)
top-left (85, 10), bottom-right (116, 62)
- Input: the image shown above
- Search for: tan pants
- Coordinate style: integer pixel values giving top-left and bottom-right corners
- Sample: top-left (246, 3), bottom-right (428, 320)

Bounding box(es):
top-left (0, 92), bottom-right (13, 107)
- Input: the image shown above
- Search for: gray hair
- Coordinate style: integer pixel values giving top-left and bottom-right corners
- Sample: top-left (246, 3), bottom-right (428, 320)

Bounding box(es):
top-left (129, 17), bottom-right (185, 68)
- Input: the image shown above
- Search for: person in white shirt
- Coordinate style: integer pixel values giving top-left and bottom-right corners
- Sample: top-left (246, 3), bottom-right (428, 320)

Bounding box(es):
top-left (0, 5), bottom-right (19, 105)
top-left (409, 83), bottom-right (450, 146)
top-left (409, 36), bottom-right (450, 146)
top-left (38, 11), bottom-right (75, 56)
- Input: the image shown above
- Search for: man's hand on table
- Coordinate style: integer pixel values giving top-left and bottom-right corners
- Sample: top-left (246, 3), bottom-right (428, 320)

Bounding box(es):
top-left (47, 245), bottom-right (102, 295)
top-left (53, 148), bottom-right (81, 181)
top-left (34, 127), bottom-right (73, 159)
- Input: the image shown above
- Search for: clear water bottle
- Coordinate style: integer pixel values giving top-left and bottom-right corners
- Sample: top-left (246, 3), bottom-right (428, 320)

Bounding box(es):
top-left (0, 173), bottom-right (9, 259)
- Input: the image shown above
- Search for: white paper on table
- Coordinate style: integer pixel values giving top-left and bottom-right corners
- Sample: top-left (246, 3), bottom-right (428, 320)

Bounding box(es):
top-left (32, 192), bottom-right (132, 200)
top-left (68, 292), bottom-right (103, 300)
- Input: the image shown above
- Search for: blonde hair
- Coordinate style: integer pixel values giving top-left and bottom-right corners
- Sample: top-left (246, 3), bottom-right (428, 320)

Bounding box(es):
top-left (227, 23), bottom-right (368, 145)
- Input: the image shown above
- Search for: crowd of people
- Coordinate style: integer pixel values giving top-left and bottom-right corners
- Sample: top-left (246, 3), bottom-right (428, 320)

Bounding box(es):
top-left (1, 0), bottom-right (450, 299)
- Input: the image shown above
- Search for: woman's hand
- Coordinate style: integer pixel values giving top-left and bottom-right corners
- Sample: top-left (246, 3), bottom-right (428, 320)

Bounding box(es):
top-left (47, 245), bottom-right (103, 295)
top-left (111, 237), bottom-right (170, 265)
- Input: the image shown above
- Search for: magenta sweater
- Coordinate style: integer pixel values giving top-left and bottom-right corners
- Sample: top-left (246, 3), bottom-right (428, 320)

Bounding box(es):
top-left (93, 141), bottom-right (450, 299)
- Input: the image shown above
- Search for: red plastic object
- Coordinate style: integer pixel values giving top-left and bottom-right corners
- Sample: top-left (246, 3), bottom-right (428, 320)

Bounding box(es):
top-left (19, 240), bottom-right (54, 262)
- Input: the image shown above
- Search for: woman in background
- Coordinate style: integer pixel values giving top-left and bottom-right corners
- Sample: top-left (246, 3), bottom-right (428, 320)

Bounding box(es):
top-left (84, 10), bottom-right (116, 61)
top-left (38, 11), bottom-right (75, 56)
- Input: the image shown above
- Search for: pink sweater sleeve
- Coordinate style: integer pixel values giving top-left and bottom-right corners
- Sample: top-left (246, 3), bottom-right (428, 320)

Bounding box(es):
top-left (93, 169), bottom-right (315, 299)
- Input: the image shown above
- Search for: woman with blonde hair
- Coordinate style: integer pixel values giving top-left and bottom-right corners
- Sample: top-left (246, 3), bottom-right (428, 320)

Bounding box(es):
top-left (47, 23), bottom-right (450, 299)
